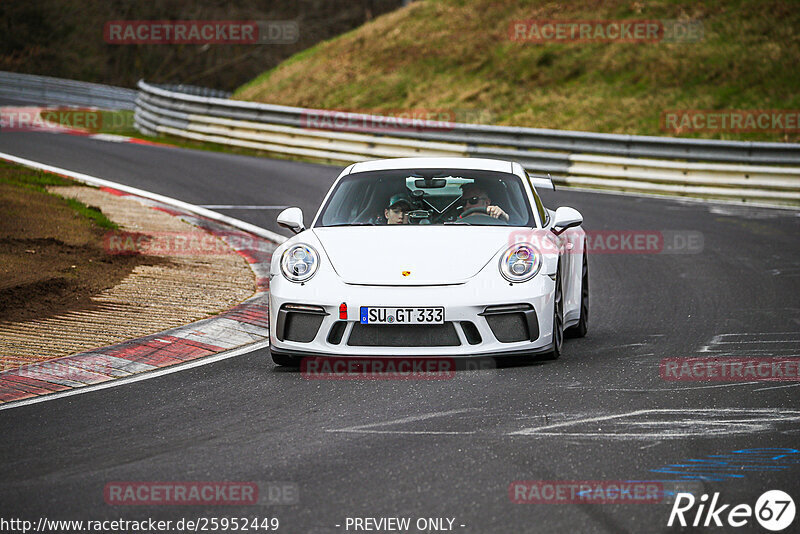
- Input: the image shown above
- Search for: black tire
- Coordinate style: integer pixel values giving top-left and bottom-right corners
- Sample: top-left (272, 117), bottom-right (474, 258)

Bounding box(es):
top-left (271, 352), bottom-right (301, 367)
top-left (542, 270), bottom-right (564, 360)
top-left (565, 248), bottom-right (589, 338)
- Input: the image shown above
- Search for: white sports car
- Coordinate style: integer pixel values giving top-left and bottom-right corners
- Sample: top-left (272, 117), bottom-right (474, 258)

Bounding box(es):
top-left (268, 157), bottom-right (588, 366)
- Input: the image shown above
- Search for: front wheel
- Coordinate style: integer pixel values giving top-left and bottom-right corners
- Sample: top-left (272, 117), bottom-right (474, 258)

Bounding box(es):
top-left (565, 248), bottom-right (589, 338)
top-left (541, 271), bottom-right (564, 360)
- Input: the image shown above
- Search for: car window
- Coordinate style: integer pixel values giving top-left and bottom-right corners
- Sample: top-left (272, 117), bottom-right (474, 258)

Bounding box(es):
top-left (315, 168), bottom-right (535, 227)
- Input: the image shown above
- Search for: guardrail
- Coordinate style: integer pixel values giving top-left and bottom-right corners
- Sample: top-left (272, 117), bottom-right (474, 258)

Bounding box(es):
top-left (143, 83), bottom-right (232, 100)
top-left (135, 80), bottom-right (800, 207)
top-left (0, 71), bottom-right (137, 110)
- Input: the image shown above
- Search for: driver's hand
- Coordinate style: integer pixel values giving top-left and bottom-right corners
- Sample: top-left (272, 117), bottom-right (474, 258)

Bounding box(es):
top-left (487, 205), bottom-right (509, 221)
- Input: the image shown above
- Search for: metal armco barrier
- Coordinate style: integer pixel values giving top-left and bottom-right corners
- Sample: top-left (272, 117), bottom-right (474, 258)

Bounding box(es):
top-left (133, 79), bottom-right (800, 206)
top-left (0, 71), bottom-right (137, 110)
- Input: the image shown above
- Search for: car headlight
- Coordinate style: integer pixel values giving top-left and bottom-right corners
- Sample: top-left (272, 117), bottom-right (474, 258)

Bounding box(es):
top-left (281, 244), bottom-right (319, 282)
top-left (499, 243), bottom-right (541, 283)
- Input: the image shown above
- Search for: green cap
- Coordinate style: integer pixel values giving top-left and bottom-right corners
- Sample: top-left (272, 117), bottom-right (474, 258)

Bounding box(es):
top-left (387, 194), bottom-right (412, 209)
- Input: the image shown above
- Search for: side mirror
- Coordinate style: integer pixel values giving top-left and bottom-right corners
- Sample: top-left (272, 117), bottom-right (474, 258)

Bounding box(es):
top-left (277, 207), bottom-right (305, 234)
top-left (551, 206), bottom-right (583, 235)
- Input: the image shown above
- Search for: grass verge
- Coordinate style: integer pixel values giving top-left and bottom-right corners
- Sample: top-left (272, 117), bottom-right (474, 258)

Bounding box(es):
top-left (0, 162), bottom-right (155, 324)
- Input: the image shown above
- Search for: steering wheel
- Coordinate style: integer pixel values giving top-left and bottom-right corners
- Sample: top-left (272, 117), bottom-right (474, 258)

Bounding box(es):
top-left (459, 206), bottom-right (509, 225)
top-left (460, 206), bottom-right (488, 218)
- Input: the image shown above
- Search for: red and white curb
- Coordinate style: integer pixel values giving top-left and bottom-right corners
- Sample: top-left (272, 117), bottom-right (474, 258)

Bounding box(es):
top-left (0, 153), bottom-right (285, 409)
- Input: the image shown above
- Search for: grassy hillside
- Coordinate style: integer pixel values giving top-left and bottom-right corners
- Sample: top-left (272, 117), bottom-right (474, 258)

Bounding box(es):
top-left (235, 0), bottom-right (800, 142)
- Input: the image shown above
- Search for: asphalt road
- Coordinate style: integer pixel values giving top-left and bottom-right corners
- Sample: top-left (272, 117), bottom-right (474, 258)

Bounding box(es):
top-left (1, 131), bottom-right (799, 533)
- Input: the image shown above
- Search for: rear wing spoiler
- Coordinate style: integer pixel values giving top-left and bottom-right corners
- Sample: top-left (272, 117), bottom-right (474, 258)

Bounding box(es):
top-left (528, 173), bottom-right (555, 191)
top-left (510, 161), bottom-right (556, 191)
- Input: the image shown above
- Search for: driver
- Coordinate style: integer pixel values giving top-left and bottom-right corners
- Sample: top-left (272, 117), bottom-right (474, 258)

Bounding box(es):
top-left (460, 185), bottom-right (509, 221)
top-left (384, 193), bottom-right (412, 225)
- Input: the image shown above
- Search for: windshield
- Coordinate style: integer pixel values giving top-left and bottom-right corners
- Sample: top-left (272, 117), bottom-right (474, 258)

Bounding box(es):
top-left (315, 168), bottom-right (535, 227)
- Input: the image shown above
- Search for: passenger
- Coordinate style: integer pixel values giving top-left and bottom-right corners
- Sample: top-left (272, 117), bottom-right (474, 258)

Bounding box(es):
top-left (384, 193), bottom-right (412, 225)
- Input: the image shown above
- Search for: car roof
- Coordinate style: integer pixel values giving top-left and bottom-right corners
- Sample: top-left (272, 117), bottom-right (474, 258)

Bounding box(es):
top-left (347, 157), bottom-right (514, 175)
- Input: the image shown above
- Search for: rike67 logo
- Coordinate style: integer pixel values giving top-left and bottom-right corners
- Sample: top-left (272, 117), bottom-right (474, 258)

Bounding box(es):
top-left (668, 490), bottom-right (795, 531)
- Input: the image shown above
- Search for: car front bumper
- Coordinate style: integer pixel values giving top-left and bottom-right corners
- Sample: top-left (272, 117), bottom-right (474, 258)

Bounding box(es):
top-left (268, 269), bottom-right (557, 358)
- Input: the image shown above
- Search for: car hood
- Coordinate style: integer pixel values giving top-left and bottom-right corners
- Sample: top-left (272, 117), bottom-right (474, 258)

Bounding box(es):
top-left (312, 226), bottom-right (522, 286)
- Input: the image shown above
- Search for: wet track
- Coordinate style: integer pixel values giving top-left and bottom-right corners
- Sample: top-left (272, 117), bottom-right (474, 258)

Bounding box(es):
top-left (1, 131), bottom-right (799, 533)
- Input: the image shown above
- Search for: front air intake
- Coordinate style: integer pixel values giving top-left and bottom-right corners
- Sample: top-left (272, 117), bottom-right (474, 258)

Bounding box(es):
top-left (480, 304), bottom-right (539, 343)
top-left (347, 323), bottom-right (460, 347)
top-left (276, 304), bottom-right (328, 343)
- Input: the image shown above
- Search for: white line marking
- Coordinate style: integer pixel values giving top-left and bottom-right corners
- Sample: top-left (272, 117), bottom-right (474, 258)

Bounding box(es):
top-left (518, 432), bottom-right (742, 439)
top-left (701, 349), bottom-right (799, 352)
top-left (0, 340), bottom-right (270, 412)
top-left (753, 383), bottom-right (800, 392)
top-left (716, 339), bottom-right (800, 345)
top-left (698, 355), bottom-right (800, 359)
top-left (627, 418), bottom-right (787, 424)
top-left (332, 430), bottom-right (476, 435)
top-left (510, 408), bottom-right (800, 438)
top-left (639, 442), bottom-right (662, 450)
top-left (717, 332), bottom-right (800, 337)
top-left (572, 382), bottom-right (760, 392)
top-left (672, 382), bottom-right (761, 391)
top-left (698, 334), bottom-right (724, 352)
top-left (199, 205), bottom-right (289, 209)
top-left (671, 382), bottom-right (761, 390)
top-left (327, 409), bottom-right (474, 435)
top-left (89, 133), bottom-right (132, 143)
top-left (509, 410), bottom-right (649, 434)
top-left (700, 332), bottom-right (800, 354)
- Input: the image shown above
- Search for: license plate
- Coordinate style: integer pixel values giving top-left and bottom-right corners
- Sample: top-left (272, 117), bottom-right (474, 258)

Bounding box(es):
top-left (360, 307), bottom-right (444, 325)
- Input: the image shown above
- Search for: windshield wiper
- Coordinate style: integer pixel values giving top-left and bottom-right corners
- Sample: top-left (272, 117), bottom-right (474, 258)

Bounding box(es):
top-left (444, 220), bottom-right (472, 225)
top-left (324, 222), bottom-right (375, 227)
